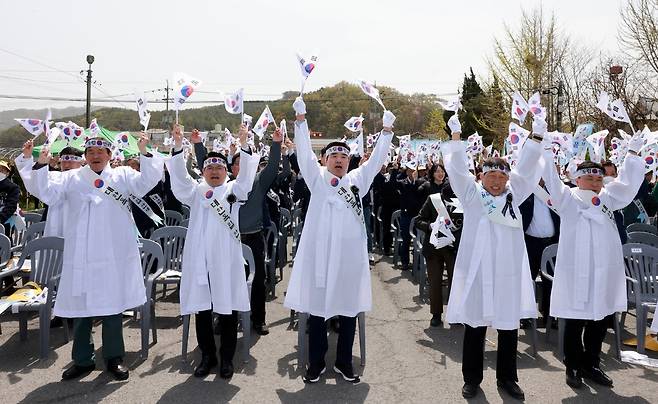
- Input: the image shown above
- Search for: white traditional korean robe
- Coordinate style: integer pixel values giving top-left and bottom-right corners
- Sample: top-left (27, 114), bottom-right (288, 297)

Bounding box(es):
top-left (542, 150), bottom-right (644, 320)
top-left (15, 155), bottom-right (64, 237)
top-left (29, 155), bottom-right (163, 317)
top-left (166, 149), bottom-right (259, 315)
top-left (443, 139), bottom-right (544, 330)
top-left (284, 119), bottom-right (392, 319)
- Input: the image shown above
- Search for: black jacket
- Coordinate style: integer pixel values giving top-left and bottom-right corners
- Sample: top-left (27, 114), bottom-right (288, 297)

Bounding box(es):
top-left (0, 177), bottom-right (20, 236)
top-left (519, 194), bottom-right (560, 242)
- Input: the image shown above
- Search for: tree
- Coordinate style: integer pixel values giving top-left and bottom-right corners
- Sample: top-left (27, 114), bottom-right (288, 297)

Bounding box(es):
top-left (620, 0), bottom-right (658, 76)
top-left (423, 108), bottom-right (447, 138)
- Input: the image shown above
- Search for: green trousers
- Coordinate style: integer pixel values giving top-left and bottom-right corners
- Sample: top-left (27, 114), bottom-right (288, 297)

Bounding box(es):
top-left (72, 314), bottom-right (125, 366)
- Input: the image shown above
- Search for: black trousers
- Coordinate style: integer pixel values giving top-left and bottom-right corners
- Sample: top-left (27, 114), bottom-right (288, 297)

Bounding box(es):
top-left (524, 235), bottom-right (555, 319)
top-left (381, 206), bottom-right (394, 254)
top-left (462, 325), bottom-right (518, 385)
top-left (241, 232), bottom-right (266, 326)
top-left (563, 315), bottom-right (612, 371)
top-left (425, 249), bottom-right (455, 315)
top-left (195, 309), bottom-right (238, 361)
top-left (308, 315), bottom-right (356, 368)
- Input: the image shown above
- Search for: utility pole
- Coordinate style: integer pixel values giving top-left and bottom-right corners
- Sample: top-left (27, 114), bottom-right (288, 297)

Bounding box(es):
top-left (556, 80), bottom-right (564, 132)
top-left (161, 80), bottom-right (173, 128)
top-left (85, 54), bottom-right (94, 127)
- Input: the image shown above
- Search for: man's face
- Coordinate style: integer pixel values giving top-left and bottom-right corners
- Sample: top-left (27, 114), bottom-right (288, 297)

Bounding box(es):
top-left (231, 156), bottom-right (240, 177)
top-left (603, 165), bottom-right (617, 178)
top-left (126, 159), bottom-right (140, 172)
top-left (326, 152), bottom-right (348, 177)
top-left (480, 171), bottom-right (509, 196)
top-left (576, 174), bottom-right (604, 194)
top-left (84, 147), bottom-right (111, 172)
top-left (60, 157), bottom-right (82, 171)
top-left (203, 164), bottom-right (228, 187)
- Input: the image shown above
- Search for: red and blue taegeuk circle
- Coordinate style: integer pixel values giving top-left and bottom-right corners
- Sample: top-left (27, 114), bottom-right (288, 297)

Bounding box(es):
top-left (510, 134), bottom-right (519, 144)
top-left (646, 156), bottom-right (654, 165)
top-left (181, 85), bottom-right (194, 97)
top-left (94, 179), bottom-right (104, 188)
top-left (305, 63), bottom-right (315, 74)
top-left (330, 177), bottom-right (339, 187)
top-left (121, 134), bottom-right (128, 142)
top-left (591, 196), bottom-right (601, 206)
top-left (28, 119), bottom-right (40, 125)
top-left (205, 190), bottom-right (214, 199)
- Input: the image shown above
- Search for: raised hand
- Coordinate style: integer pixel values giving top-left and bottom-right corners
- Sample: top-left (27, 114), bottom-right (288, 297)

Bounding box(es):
top-left (22, 139), bottom-right (34, 158)
top-left (238, 124), bottom-right (248, 147)
top-left (190, 129), bottom-right (202, 144)
top-left (137, 132), bottom-right (149, 154)
top-left (172, 124), bottom-right (183, 149)
top-left (37, 146), bottom-right (51, 165)
top-left (272, 128), bottom-right (283, 143)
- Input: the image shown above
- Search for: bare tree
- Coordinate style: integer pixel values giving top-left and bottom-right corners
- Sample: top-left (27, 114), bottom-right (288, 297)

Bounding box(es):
top-left (620, 0), bottom-right (658, 75)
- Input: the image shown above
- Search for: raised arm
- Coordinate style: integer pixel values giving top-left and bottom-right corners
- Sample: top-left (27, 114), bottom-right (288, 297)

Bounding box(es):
top-left (256, 133), bottom-right (282, 191)
top-left (123, 133), bottom-right (164, 197)
top-left (232, 148), bottom-right (260, 201)
top-left (292, 97), bottom-right (322, 189)
top-left (508, 138), bottom-right (545, 203)
top-left (350, 112), bottom-right (395, 195)
top-left (164, 125), bottom-right (198, 206)
top-left (601, 151), bottom-right (645, 211)
top-left (540, 147), bottom-right (571, 214)
top-left (29, 147), bottom-right (66, 206)
top-left (441, 140), bottom-right (477, 202)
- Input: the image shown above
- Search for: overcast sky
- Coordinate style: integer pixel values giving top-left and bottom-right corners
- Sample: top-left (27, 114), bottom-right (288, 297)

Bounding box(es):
top-left (0, 0), bottom-right (622, 113)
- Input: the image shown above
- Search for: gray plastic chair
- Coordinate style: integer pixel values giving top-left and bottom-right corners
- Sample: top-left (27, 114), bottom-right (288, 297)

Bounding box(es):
top-left (391, 210), bottom-right (402, 267)
top-left (291, 208), bottom-right (303, 259)
top-left (5, 237), bottom-right (67, 359)
top-left (621, 243), bottom-right (658, 354)
top-left (415, 227), bottom-right (427, 301)
top-left (181, 244), bottom-right (256, 363)
top-left (24, 212), bottom-right (43, 226)
top-left (11, 221), bottom-right (46, 256)
top-left (150, 226), bottom-right (187, 299)
top-left (180, 205), bottom-right (191, 220)
top-left (164, 210), bottom-right (184, 227)
top-left (179, 218), bottom-right (189, 228)
top-left (297, 312), bottom-right (366, 371)
top-left (264, 224), bottom-right (279, 299)
top-left (627, 231), bottom-right (658, 248)
top-left (0, 233), bottom-right (12, 270)
top-left (627, 222), bottom-right (657, 235)
top-left (136, 238), bottom-right (165, 359)
top-left (542, 243), bottom-right (620, 360)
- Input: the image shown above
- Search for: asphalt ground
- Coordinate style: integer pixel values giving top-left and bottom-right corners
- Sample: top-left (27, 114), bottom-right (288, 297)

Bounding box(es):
top-left (1, 252), bottom-right (657, 403)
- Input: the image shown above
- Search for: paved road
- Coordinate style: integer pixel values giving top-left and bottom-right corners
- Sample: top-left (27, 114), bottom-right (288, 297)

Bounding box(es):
top-left (1, 254), bottom-right (657, 403)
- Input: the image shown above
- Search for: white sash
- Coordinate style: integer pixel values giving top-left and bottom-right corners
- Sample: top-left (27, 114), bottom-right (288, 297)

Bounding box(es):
top-left (475, 183), bottom-right (522, 228)
top-left (130, 194), bottom-right (164, 226)
top-left (572, 188), bottom-right (615, 225)
top-left (633, 198), bottom-right (650, 224)
top-left (204, 188), bottom-right (241, 242)
top-left (149, 194), bottom-right (165, 212)
top-left (336, 185), bottom-right (365, 226)
top-left (428, 194), bottom-right (456, 249)
top-left (533, 185), bottom-right (559, 215)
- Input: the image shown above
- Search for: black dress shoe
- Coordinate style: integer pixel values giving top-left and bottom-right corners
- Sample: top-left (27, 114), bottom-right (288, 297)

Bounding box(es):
top-left (565, 368), bottom-right (583, 388)
top-left (430, 315), bottom-right (443, 327)
top-left (519, 319), bottom-right (531, 329)
top-left (581, 367), bottom-right (613, 387)
top-left (219, 359), bottom-right (234, 379)
top-left (461, 383), bottom-right (479, 399)
top-left (497, 380), bottom-right (525, 401)
top-left (107, 358), bottom-right (129, 381)
top-left (61, 364), bottom-right (95, 380)
top-left (254, 323), bottom-right (270, 336)
top-left (194, 355), bottom-right (218, 377)
top-left (334, 363), bottom-right (360, 384)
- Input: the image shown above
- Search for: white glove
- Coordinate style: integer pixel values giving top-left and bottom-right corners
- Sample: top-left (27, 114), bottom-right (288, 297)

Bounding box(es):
top-left (382, 110), bottom-right (396, 128)
top-left (447, 113), bottom-right (461, 134)
top-left (532, 116), bottom-right (548, 135)
top-left (628, 135), bottom-right (645, 154)
top-left (293, 97), bottom-right (306, 115)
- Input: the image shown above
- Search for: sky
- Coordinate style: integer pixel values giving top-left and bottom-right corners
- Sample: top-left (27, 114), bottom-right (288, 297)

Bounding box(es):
top-left (0, 0), bottom-right (623, 113)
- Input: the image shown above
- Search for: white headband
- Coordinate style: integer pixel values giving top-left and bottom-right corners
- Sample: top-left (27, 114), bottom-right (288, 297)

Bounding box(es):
top-left (482, 164), bottom-right (510, 174)
top-left (203, 157), bottom-right (227, 169)
top-left (60, 155), bottom-right (83, 162)
top-left (84, 138), bottom-right (112, 150)
top-left (574, 167), bottom-right (604, 178)
top-left (324, 145), bottom-right (350, 156)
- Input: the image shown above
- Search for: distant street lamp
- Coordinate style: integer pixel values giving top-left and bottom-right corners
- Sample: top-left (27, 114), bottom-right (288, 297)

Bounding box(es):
top-left (85, 54), bottom-right (94, 128)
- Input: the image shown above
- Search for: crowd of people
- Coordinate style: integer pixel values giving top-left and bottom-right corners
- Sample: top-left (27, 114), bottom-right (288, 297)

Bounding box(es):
top-left (1, 95), bottom-right (657, 401)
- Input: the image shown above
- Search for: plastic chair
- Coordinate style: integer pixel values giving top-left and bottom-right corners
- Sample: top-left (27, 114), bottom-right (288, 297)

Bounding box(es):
top-left (164, 210), bottom-right (184, 227)
top-left (180, 205), bottom-right (191, 220)
top-left (24, 212), bottom-right (43, 226)
top-left (136, 238), bottom-right (164, 359)
top-left (150, 226), bottom-right (187, 299)
top-left (278, 208), bottom-right (292, 280)
top-left (415, 227), bottom-right (427, 300)
top-left (182, 244), bottom-right (256, 363)
top-left (410, 217), bottom-right (421, 280)
top-left (391, 210), bottom-right (402, 267)
top-left (3, 237), bottom-right (67, 359)
top-left (621, 243), bottom-right (658, 354)
top-left (627, 231), bottom-right (658, 248)
top-left (179, 218), bottom-right (189, 228)
top-left (542, 243), bottom-right (621, 360)
top-left (627, 222), bottom-right (657, 235)
top-left (264, 224), bottom-right (279, 299)
top-left (297, 312), bottom-right (366, 371)
top-left (376, 206), bottom-right (384, 254)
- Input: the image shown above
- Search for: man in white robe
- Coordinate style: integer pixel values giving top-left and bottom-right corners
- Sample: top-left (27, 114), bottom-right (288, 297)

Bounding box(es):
top-left (541, 136), bottom-right (645, 389)
top-left (166, 124), bottom-right (260, 379)
top-left (442, 115), bottom-right (546, 400)
top-left (16, 140), bottom-right (83, 237)
top-left (284, 97), bottom-right (395, 384)
top-left (28, 135), bottom-right (162, 381)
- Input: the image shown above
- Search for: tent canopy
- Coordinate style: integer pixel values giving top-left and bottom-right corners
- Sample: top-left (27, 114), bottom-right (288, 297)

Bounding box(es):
top-left (32, 126), bottom-right (146, 158)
